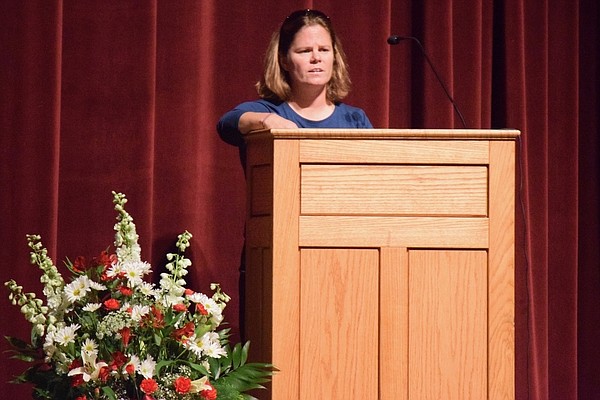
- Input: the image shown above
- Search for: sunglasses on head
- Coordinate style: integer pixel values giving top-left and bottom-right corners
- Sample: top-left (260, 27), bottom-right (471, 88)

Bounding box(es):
top-left (284, 9), bottom-right (330, 22)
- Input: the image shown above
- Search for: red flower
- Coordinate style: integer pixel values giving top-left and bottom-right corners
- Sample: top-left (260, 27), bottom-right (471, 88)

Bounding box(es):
top-left (173, 376), bottom-right (192, 394)
top-left (200, 382), bottom-right (218, 400)
top-left (70, 374), bottom-right (84, 387)
top-left (184, 288), bottom-right (195, 296)
top-left (172, 321), bottom-right (195, 342)
top-left (119, 286), bottom-right (134, 296)
top-left (109, 350), bottom-right (128, 370)
top-left (172, 303), bottom-right (187, 312)
top-left (140, 378), bottom-right (159, 394)
top-left (69, 358), bottom-right (83, 370)
top-left (119, 327), bottom-right (132, 347)
top-left (100, 270), bottom-right (112, 281)
top-left (99, 366), bottom-right (110, 382)
top-left (143, 306), bottom-right (165, 328)
top-left (75, 396), bottom-right (87, 400)
top-left (125, 363), bottom-right (135, 375)
top-left (72, 256), bottom-right (87, 273)
top-left (97, 250), bottom-right (113, 267)
top-left (196, 303), bottom-right (208, 316)
top-left (104, 298), bottom-right (120, 310)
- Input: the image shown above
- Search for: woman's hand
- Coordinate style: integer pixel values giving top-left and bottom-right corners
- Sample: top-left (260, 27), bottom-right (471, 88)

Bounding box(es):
top-left (238, 112), bottom-right (298, 133)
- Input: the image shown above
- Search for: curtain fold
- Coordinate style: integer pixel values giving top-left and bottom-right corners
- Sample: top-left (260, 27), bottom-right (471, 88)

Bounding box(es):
top-left (1, 1), bottom-right (598, 398)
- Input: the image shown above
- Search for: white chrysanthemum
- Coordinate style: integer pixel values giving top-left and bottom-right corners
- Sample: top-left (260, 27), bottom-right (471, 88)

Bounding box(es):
top-left (202, 298), bottom-right (224, 326)
top-left (185, 334), bottom-right (203, 357)
top-left (82, 338), bottom-right (98, 355)
top-left (185, 331), bottom-right (226, 359)
top-left (106, 263), bottom-right (123, 278)
top-left (88, 280), bottom-right (107, 291)
top-left (122, 261), bottom-right (151, 287)
top-left (54, 323), bottom-right (80, 346)
top-left (204, 339), bottom-right (227, 358)
top-left (138, 355), bottom-right (156, 379)
top-left (187, 292), bottom-right (209, 304)
top-left (64, 276), bottom-right (91, 303)
top-left (130, 304), bottom-right (150, 322)
top-left (82, 303), bottom-right (102, 312)
top-left (201, 331), bottom-right (226, 356)
top-left (138, 281), bottom-right (157, 297)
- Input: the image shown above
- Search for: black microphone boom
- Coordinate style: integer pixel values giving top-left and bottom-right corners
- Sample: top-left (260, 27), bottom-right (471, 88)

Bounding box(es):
top-left (387, 35), bottom-right (467, 129)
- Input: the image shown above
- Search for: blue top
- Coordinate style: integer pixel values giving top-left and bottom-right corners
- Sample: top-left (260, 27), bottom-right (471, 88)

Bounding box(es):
top-left (217, 99), bottom-right (373, 146)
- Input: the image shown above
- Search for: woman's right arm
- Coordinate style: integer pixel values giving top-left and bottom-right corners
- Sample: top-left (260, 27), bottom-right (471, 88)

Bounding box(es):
top-left (238, 111), bottom-right (297, 133)
top-left (217, 104), bottom-right (297, 146)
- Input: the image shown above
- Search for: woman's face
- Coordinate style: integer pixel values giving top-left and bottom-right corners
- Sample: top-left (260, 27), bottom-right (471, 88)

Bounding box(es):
top-left (283, 24), bottom-right (334, 93)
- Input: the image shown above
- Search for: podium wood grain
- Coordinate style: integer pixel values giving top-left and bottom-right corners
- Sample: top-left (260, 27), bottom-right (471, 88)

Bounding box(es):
top-left (243, 129), bottom-right (518, 400)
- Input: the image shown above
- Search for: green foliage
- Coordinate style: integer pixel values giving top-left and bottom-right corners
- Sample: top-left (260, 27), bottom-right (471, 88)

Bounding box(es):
top-left (210, 342), bottom-right (275, 399)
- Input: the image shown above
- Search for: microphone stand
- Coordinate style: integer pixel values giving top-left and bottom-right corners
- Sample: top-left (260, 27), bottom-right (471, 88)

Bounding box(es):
top-left (388, 35), bottom-right (468, 129)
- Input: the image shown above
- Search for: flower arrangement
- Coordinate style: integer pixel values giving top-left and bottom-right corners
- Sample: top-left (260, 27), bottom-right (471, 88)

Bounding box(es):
top-left (4, 192), bottom-right (272, 400)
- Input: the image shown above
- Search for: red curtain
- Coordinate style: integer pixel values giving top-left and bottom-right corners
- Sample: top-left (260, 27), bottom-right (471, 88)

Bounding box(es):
top-left (1, 1), bottom-right (598, 398)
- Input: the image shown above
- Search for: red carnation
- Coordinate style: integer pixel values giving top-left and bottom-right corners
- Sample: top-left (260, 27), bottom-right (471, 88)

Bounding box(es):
top-left (201, 382), bottom-right (218, 400)
top-left (173, 376), bottom-right (192, 394)
top-left (119, 286), bottom-right (134, 296)
top-left (172, 303), bottom-right (187, 312)
top-left (140, 378), bottom-right (159, 394)
top-left (104, 298), bottom-right (120, 310)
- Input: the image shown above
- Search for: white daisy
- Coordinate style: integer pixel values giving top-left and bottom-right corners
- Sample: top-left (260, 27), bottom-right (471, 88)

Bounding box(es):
top-left (138, 281), bottom-right (157, 297)
top-left (64, 276), bottom-right (91, 303)
top-left (122, 261), bottom-right (151, 287)
top-left (187, 292), bottom-right (209, 304)
top-left (130, 304), bottom-right (150, 322)
top-left (88, 280), bottom-right (107, 291)
top-left (185, 331), bottom-right (226, 359)
top-left (82, 303), bottom-right (102, 312)
top-left (81, 338), bottom-right (98, 355)
top-left (54, 324), bottom-right (80, 346)
top-left (138, 355), bottom-right (156, 379)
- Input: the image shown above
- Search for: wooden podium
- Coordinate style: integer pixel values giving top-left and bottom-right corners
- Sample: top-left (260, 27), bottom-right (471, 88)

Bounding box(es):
top-left (243, 129), bottom-right (518, 400)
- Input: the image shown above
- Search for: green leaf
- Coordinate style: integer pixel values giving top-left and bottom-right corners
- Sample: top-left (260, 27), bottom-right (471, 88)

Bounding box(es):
top-left (5, 335), bottom-right (32, 350)
top-left (186, 361), bottom-right (210, 376)
top-left (102, 386), bottom-right (118, 400)
top-left (231, 343), bottom-right (242, 369)
top-left (156, 359), bottom-right (175, 376)
top-left (154, 332), bottom-right (162, 346)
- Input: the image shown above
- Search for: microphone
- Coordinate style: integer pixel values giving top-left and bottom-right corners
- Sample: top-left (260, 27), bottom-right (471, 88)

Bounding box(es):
top-left (387, 35), bottom-right (467, 129)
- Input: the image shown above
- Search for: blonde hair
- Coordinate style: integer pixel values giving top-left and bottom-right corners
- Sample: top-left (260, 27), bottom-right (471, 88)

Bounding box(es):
top-left (256, 10), bottom-right (351, 102)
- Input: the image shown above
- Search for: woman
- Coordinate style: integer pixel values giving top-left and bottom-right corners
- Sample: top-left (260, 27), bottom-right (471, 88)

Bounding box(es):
top-left (217, 9), bottom-right (373, 146)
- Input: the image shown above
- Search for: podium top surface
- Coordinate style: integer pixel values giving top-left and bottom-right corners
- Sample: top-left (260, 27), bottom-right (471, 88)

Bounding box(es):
top-left (244, 128), bottom-right (520, 141)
